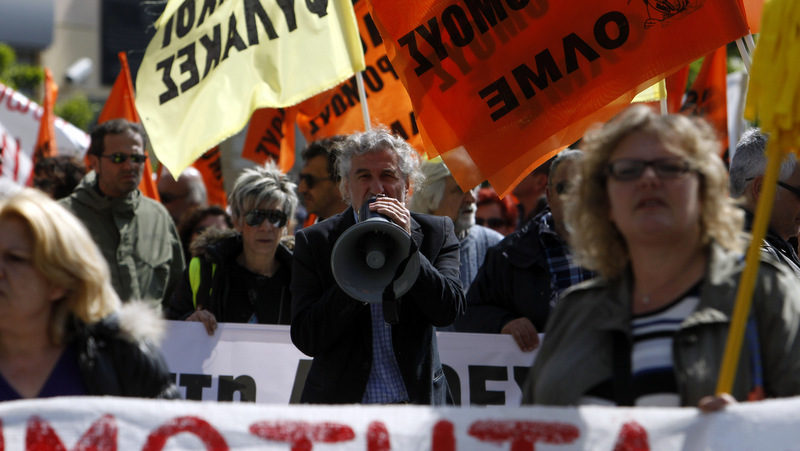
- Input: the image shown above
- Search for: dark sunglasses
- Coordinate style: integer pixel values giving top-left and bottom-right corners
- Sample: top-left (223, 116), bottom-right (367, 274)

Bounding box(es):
top-left (244, 209), bottom-right (288, 228)
top-left (606, 158), bottom-right (691, 181)
top-left (297, 173), bottom-right (333, 189)
top-left (101, 153), bottom-right (147, 164)
top-left (476, 217), bottom-right (508, 229)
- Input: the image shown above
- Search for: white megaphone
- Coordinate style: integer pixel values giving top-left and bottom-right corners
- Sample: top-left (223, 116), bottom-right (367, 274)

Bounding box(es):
top-left (331, 196), bottom-right (420, 304)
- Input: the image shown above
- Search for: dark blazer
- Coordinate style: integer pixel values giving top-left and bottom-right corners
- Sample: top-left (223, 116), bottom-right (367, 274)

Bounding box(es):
top-left (290, 207), bottom-right (464, 404)
top-left (456, 211), bottom-right (553, 333)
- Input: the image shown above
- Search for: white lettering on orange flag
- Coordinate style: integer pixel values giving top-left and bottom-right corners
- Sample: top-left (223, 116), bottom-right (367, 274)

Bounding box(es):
top-left (136, 0), bottom-right (365, 177)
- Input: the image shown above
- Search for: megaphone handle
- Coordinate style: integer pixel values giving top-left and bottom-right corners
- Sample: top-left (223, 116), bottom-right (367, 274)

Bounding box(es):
top-left (381, 238), bottom-right (419, 324)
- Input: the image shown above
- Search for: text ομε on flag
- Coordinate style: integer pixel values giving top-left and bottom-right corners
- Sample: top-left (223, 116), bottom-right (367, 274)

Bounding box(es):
top-left (135, 0), bottom-right (365, 178)
top-left (367, 0), bottom-right (749, 196)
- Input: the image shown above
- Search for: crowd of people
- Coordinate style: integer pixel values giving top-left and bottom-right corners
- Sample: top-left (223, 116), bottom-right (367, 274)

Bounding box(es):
top-left (2, 106), bottom-right (799, 411)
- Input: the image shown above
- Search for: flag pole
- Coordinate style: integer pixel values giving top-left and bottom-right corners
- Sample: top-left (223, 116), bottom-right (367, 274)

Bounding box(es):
top-left (356, 72), bottom-right (371, 131)
top-left (716, 141), bottom-right (781, 394)
top-left (735, 38), bottom-right (751, 73)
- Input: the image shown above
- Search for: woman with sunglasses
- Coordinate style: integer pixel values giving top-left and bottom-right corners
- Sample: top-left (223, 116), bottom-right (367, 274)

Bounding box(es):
top-left (522, 106), bottom-right (800, 409)
top-left (167, 162), bottom-right (298, 335)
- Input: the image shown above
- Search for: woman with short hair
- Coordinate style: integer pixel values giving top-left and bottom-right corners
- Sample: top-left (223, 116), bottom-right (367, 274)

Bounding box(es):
top-left (167, 162), bottom-right (298, 334)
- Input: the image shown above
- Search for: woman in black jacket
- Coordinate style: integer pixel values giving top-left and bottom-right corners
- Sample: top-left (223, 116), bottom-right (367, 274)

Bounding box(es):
top-left (0, 189), bottom-right (177, 400)
top-left (167, 162), bottom-right (298, 333)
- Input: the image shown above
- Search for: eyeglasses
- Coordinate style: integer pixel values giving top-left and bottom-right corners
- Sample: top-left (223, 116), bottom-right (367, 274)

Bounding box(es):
top-left (101, 153), bottom-right (147, 164)
top-left (297, 173), bottom-right (333, 189)
top-left (244, 209), bottom-right (288, 228)
top-left (606, 158), bottom-right (691, 181)
top-left (476, 217), bottom-right (509, 229)
top-left (778, 181), bottom-right (800, 199)
top-left (554, 181), bottom-right (571, 195)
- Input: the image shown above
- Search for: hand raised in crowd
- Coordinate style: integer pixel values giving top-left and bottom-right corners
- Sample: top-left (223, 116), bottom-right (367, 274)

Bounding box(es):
top-left (501, 317), bottom-right (540, 352)
top-left (369, 196), bottom-right (412, 234)
top-left (187, 308), bottom-right (218, 336)
top-left (697, 393), bottom-right (737, 413)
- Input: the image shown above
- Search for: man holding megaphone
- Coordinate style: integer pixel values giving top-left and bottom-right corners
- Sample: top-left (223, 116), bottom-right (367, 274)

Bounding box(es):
top-left (290, 128), bottom-right (465, 405)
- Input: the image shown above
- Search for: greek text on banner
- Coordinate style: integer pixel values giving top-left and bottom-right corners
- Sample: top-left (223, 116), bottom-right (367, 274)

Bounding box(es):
top-left (135, 0), bottom-right (365, 178)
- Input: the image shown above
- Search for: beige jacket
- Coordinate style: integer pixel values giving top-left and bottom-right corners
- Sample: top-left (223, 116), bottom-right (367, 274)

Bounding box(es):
top-left (523, 243), bottom-right (800, 406)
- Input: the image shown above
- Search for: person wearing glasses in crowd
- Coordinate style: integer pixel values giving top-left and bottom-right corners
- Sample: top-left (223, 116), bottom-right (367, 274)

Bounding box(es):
top-left (297, 136), bottom-right (349, 224)
top-left (729, 128), bottom-right (800, 276)
top-left (456, 149), bottom-right (593, 352)
top-left (475, 187), bottom-right (518, 236)
top-left (60, 119), bottom-right (184, 310)
top-left (523, 106), bottom-right (800, 410)
top-left (167, 162), bottom-right (298, 335)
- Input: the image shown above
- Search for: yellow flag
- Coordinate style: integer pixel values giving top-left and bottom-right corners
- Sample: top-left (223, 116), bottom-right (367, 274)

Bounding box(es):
top-left (631, 79), bottom-right (667, 103)
top-left (135, 0), bottom-right (365, 177)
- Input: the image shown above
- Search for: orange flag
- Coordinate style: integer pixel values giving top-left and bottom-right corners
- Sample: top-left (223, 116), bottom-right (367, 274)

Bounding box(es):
top-left (681, 46), bottom-right (729, 155)
top-left (241, 108), bottom-right (297, 171)
top-left (98, 52), bottom-right (160, 201)
top-left (367, 0), bottom-right (749, 196)
top-left (666, 67), bottom-right (690, 114)
top-left (744, 0), bottom-right (764, 33)
top-left (192, 147), bottom-right (227, 208)
top-left (34, 68), bottom-right (58, 162)
top-left (242, 0), bottom-right (423, 168)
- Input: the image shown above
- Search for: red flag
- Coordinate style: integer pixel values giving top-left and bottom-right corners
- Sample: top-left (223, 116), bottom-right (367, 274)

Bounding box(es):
top-left (34, 68), bottom-right (58, 162)
top-left (681, 46), bottom-right (729, 154)
top-left (367, 0), bottom-right (749, 196)
top-left (98, 52), bottom-right (160, 201)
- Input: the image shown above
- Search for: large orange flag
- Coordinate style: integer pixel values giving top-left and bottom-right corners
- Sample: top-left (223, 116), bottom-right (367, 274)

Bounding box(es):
top-left (34, 68), bottom-right (58, 163)
top-left (98, 52), bottom-right (160, 201)
top-left (681, 46), bottom-right (729, 155)
top-left (368, 0), bottom-right (749, 195)
top-left (242, 0), bottom-right (423, 168)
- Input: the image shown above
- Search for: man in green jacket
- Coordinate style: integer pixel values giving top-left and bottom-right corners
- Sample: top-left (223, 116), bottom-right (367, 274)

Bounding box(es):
top-left (61, 119), bottom-right (184, 311)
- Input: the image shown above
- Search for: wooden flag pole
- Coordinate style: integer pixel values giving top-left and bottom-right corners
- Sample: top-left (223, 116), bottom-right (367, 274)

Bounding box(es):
top-left (735, 37), bottom-right (752, 73)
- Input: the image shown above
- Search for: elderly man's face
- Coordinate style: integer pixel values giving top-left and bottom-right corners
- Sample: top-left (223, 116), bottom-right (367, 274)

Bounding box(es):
top-left (345, 149), bottom-right (408, 209)
top-left (432, 175), bottom-right (477, 235)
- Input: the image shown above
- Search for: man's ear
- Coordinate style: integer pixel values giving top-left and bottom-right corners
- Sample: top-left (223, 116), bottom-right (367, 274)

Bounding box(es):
top-left (87, 154), bottom-right (99, 171)
top-left (748, 176), bottom-right (763, 201)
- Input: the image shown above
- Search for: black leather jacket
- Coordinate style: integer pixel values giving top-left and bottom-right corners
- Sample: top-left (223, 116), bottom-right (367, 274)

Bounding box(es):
top-left (70, 314), bottom-right (179, 398)
top-left (456, 210), bottom-right (553, 333)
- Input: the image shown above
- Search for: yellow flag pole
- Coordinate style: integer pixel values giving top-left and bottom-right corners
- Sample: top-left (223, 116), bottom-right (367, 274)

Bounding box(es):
top-left (715, 141), bottom-right (783, 394)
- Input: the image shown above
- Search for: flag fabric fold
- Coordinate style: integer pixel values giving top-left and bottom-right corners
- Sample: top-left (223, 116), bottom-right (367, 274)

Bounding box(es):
top-left (367, 0), bottom-right (750, 196)
top-left (136, 0), bottom-right (366, 178)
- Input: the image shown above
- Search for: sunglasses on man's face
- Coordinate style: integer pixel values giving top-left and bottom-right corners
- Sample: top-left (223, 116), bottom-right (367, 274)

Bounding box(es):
top-left (476, 217), bottom-right (508, 229)
top-left (244, 209), bottom-right (288, 228)
top-left (101, 153), bottom-right (147, 164)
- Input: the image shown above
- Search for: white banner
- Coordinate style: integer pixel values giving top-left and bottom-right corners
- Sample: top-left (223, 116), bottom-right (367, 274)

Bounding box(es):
top-left (0, 82), bottom-right (90, 184)
top-left (0, 395), bottom-right (799, 449)
top-left (162, 321), bottom-right (537, 406)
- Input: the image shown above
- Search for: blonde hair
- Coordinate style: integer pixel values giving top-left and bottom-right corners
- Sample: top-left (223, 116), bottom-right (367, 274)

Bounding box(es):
top-left (569, 105), bottom-right (744, 279)
top-left (0, 189), bottom-right (120, 344)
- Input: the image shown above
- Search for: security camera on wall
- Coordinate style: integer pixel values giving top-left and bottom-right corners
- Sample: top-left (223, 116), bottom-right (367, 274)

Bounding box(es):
top-left (65, 58), bottom-right (93, 84)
